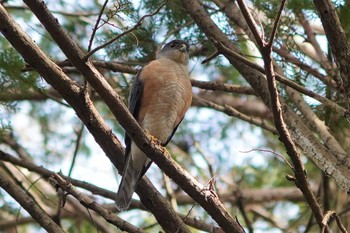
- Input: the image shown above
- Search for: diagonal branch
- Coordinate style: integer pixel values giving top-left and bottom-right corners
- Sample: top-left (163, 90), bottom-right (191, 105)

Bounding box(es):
top-left (181, 0), bottom-right (350, 198)
top-left (266, 0), bottom-right (287, 49)
top-left (0, 4), bottom-right (189, 233)
top-left (0, 163), bottom-right (65, 233)
top-left (238, 0), bottom-right (326, 229)
top-left (52, 173), bottom-right (147, 233)
top-left (236, 0), bottom-right (265, 48)
top-left (6, 1), bottom-right (244, 232)
top-left (87, 0), bottom-right (109, 52)
top-left (313, 0), bottom-right (350, 100)
top-left (23, 1), bottom-right (246, 232)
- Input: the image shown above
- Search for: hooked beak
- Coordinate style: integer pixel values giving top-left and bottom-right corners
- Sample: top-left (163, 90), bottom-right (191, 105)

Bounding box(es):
top-left (179, 44), bottom-right (188, 52)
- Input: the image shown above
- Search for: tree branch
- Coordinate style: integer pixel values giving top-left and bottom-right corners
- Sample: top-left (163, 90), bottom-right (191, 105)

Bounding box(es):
top-left (51, 173), bottom-right (147, 233)
top-left (0, 163), bottom-right (66, 233)
top-left (87, 0), bottom-right (109, 52)
top-left (297, 12), bottom-right (335, 77)
top-left (193, 95), bottom-right (277, 134)
top-left (0, 4), bottom-right (189, 232)
top-left (237, 0), bottom-right (326, 229)
top-left (84, 1), bottom-right (167, 59)
top-left (191, 80), bottom-right (255, 95)
top-left (23, 1), bottom-right (247, 232)
top-left (0, 150), bottom-right (315, 206)
top-left (286, 87), bottom-right (349, 166)
top-left (212, 40), bottom-right (347, 116)
top-left (179, 0), bottom-right (350, 196)
top-left (313, 0), bottom-right (350, 99)
top-left (236, 0), bottom-right (265, 49)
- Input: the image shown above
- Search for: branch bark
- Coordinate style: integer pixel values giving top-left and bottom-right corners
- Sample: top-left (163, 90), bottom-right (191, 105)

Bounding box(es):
top-left (236, 0), bottom-right (326, 228)
top-left (0, 151), bottom-right (316, 206)
top-left (0, 163), bottom-right (66, 233)
top-left (21, 0), bottom-right (246, 232)
top-left (0, 4), bottom-right (189, 233)
top-left (313, 0), bottom-right (350, 98)
top-left (52, 174), bottom-right (147, 233)
top-left (180, 0), bottom-right (350, 196)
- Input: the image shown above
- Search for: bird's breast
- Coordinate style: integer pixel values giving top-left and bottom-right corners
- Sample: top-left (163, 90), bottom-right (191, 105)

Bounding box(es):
top-left (138, 60), bottom-right (192, 143)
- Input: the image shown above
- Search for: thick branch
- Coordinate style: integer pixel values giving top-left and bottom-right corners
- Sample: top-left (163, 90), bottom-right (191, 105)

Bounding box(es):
top-left (52, 174), bottom-right (147, 233)
top-left (0, 151), bottom-right (314, 206)
top-left (239, 0), bottom-right (326, 228)
top-left (180, 0), bottom-right (350, 195)
top-left (0, 163), bottom-right (65, 233)
top-left (21, 1), bottom-right (246, 232)
top-left (313, 0), bottom-right (350, 97)
top-left (286, 87), bottom-right (349, 166)
top-left (0, 5), bottom-right (189, 233)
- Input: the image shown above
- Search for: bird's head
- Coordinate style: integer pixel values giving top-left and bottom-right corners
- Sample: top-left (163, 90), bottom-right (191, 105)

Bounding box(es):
top-left (157, 39), bottom-right (190, 65)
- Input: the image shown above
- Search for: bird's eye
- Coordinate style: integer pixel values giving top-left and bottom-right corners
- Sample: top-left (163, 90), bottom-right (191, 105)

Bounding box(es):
top-left (170, 43), bottom-right (176, 48)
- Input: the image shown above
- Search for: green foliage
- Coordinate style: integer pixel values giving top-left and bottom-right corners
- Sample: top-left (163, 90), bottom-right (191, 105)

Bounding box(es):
top-left (253, 0), bottom-right (314, 14)
top-left (106, 25), bottom-right (158, 62)
top-left (0, 47), bottom-right (39, 134)
top-left (0, 48), bottom-right (37, 91)
top-left (338, 3), bottom-right (350, 40)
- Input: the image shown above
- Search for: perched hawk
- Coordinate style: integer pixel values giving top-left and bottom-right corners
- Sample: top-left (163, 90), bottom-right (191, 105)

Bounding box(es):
top-left (115, 40), bottom-right (192, 210)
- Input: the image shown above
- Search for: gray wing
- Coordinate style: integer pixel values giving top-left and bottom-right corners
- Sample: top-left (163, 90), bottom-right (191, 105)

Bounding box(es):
top-left (162, 118), bottom-right (184, 146)
top-left (124, 69), bottom-right (143, 160)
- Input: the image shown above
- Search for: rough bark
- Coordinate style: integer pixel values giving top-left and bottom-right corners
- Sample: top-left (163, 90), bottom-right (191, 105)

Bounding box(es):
top-left (0, 164), bottom-right (66, 233)
top-left (180, 0), bottom-right (350, 194)
top-left (0, 4), bottom-right (190, 233)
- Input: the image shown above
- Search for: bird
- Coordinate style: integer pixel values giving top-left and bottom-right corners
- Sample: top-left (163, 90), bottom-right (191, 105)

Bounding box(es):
top-left (115, 39), bottom-right (192, 211)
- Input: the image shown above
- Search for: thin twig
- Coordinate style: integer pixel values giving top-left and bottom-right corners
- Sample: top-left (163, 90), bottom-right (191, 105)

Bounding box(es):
top-left (201, 50), bottom-right (220, 64)
top-left (321, 211), bottom-right (348, 233)
top-left (236, 195), bottom-right (254, 233)
top-left (88, 0), bottom-right (109, 52)
top-left (162, 173), bottom-right (178, 212)
top-left (212, 40), bottom-right (348, 117)
top-left (85, 1), bottom-right (167, 59)
top-left (193, 142), bottom-right (215, 179)
top-left (51, 173), bottom-right (147, 233)
top-left (240, 148), bottom-right (293, 170)
top-left (68, 123), bottom-right (84, 177)
top-left (236, 0), bottom-right (264, 48)
top-left (193, 95), bottom-right (278, 134)
top-left (178, 204), bottom-right (198, 233)
top-left (266, 0), bottom-right (287, 49)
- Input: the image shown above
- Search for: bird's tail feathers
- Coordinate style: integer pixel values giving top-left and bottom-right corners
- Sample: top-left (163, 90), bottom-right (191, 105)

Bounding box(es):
top-left (115, 154), bottom-right (144, 211)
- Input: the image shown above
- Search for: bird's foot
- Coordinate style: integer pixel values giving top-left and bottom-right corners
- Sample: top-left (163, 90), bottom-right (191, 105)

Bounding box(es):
top-left (146, 133), bottom-right (168, 155)
top-left (148, 134), bottom-right (160, 144)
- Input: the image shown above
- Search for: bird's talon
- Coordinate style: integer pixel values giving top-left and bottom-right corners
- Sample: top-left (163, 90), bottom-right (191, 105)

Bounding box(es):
top-left (148, 134), bottom-right (160, 144)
